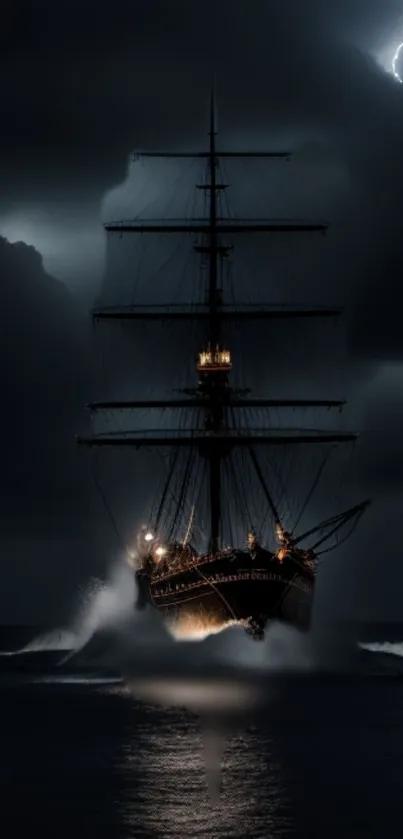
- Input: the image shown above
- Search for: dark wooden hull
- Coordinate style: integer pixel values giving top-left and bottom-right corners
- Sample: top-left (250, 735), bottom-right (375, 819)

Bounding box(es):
top-left (136, 549), bottom-right (314, 639)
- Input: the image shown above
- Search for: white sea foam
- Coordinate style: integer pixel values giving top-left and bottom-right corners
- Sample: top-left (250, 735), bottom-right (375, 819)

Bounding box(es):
top-left (208, 620), bottom-right (313, 672)
top-left (359, 641), bottom-right (403, 657)
top-left (10, 556), bottom-right (319, 680)
top-left (60, 562), bottom-right (137, 661)
top-left (15, 562), bottom-right (137, 660)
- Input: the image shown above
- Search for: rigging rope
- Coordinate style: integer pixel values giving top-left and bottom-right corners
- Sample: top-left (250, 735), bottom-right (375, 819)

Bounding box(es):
top-left (266, 453), bottom-right (291, 525)
top-left (229, 448), bottom-right (254, 533)
top-left (311, 506), bottom-right (366, 553)
top-left (90, 456), bottom-right (127, 556)
top-left (154, 450), bottom-right (206, 544)
top-left (154, 449), bottom-right (180, 533)
top-left (167, 447), bottom-right (195, 541)
top-left (292, 448), bottom-right (332, 535)
top-left (293, 502), bottom-right (368, 547)
top-left (316, 512), bottom-right (365, 558)
top-left (248, 446), bottom-right (281, 526)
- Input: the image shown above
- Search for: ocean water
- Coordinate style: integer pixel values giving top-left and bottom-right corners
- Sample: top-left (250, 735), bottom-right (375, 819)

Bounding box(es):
top-left (2, 665), bottom-right (403, 838)
top-left (2, 570), bottom-right (403, 837)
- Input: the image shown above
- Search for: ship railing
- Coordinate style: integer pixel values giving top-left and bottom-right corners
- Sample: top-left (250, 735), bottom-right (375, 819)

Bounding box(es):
top-left (152, 546), bottom-right (236, 580)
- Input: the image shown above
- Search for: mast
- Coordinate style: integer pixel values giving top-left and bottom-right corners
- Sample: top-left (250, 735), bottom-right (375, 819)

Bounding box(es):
top-left (77, 90), bottom-right (360, 553)
top-left (208, 84), bottom-right (219, 344)
top-left (207, 85), bottom-right (221, 552)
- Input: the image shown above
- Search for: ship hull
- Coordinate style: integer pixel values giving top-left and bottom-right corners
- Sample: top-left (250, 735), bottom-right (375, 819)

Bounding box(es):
top-left (137, 549), bottom-right (314, 639)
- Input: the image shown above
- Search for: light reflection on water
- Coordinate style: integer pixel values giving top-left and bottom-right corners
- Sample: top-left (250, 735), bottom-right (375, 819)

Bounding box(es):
top-left (3, 659), bottom-right (403, 837)
top-left (118, 702), bottom-right (293, 838)
top-left (125, 676), bottom-right (263, 713)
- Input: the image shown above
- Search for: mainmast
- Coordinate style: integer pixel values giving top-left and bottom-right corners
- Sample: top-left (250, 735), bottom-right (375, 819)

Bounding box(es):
top-left (77, 89), bottom-right (360, 553)
top-left (208, 87), bottom-right (219, 343)
top-left (206, 87), bottom-right (222, 552)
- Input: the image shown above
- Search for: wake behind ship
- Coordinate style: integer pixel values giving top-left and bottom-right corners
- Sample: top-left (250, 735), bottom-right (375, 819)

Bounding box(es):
top-left (77, 92), bottom-right (370, 640)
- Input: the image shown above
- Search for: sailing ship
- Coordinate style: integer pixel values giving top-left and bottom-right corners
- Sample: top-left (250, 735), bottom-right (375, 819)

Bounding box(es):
top-left (77, 93), bottom-right (370, 640)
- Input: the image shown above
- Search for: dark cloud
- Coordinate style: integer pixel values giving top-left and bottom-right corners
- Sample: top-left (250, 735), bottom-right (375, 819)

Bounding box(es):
top-left (1, 1), bottom-right (401, 199)
top-left (0, 236), bottom-right (105, 621)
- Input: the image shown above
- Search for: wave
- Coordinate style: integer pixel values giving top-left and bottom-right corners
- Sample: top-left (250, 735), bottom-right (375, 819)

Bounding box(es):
top-left (32, 675), bottom-right (123, 686)
top-left (0, 563), bottom-right (137, 663)
top-left (359, 641), bottom-right (403, 658)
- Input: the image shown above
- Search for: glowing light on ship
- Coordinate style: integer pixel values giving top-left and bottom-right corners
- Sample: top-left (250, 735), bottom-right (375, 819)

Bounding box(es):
top-left (247, 530), bottom-right (257, 549)
top-left (198, 350), bottom-right (213, 367)
top-left (144, 531), bottom-right (154, 542)
top-left (197, 346), bottom-right (232, 372)
top-left (275, 522), bottom-right (285, 542)
top-left (155, 545), bottom-right (167, 558)
top-left (167, 613), bottom-right (243, 641)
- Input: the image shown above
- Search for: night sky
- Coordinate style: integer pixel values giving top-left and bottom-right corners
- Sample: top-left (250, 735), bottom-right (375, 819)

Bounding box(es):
top-left (2, 0), bottom-right (403, 623)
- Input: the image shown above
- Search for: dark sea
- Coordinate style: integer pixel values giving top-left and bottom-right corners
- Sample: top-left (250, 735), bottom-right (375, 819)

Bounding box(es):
top-left (2, 598), bottom-right (403, 838)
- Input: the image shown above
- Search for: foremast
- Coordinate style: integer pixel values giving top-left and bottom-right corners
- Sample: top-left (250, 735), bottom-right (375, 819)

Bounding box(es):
top-left (77, 89), bottom-right (363, 554)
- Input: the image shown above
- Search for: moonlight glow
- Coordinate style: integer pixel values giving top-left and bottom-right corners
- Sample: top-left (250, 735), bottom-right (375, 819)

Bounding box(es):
top-left (392, 42), bottom-right (403, 83)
